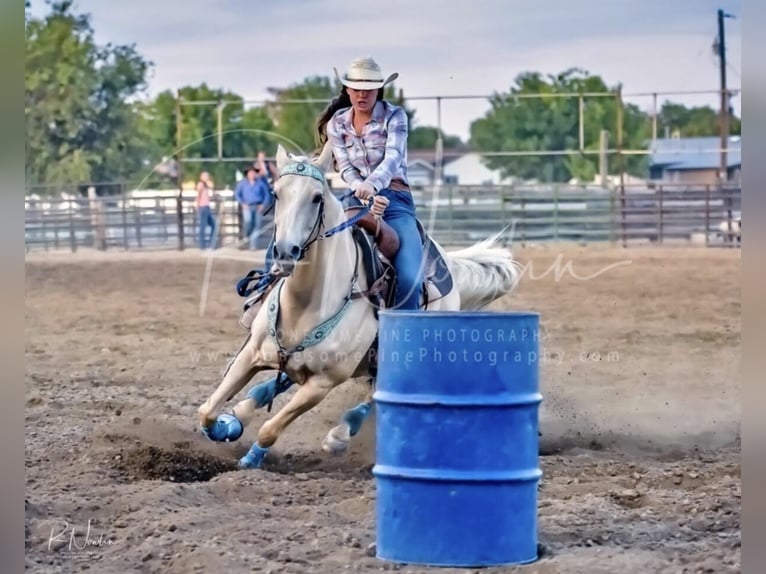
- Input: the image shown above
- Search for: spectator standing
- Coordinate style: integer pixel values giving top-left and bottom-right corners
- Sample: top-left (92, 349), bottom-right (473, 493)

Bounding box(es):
top-left (234, 164), bottom-right (270, 249)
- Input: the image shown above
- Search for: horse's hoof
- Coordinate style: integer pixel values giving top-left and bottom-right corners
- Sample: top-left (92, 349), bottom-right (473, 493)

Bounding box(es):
top-left (201, 413), bottom-right (243, 442)
top-left (238, 443), bottom-right (269, 469)
top-left (322, 424), bottom-right (351, 454)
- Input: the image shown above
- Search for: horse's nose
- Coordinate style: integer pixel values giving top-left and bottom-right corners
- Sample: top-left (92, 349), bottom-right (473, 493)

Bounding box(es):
top-left (273, 241), bottom-right (302, 262)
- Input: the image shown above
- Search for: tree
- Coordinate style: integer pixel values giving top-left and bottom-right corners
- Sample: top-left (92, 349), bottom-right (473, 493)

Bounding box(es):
top-left (266, 76), bottom-right (417, 154)
top-left (142, 75), bottom-right (434, 187)
top-left (408, 126), bottom-right (465, 150)
top-left (136, 85), bottom-right (277, 188)
top-left (469, 68), bottom-right (650, 182)
top-left (25, 1), bottom-right (151, 190)
top-left (656, 101), bottom-right (741, 138)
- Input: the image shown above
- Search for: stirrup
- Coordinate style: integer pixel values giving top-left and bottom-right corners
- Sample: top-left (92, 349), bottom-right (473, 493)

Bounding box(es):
top-left (238, 277), bottom-right (278, 331)
top-left (239, 297), bottom-right (265, 331)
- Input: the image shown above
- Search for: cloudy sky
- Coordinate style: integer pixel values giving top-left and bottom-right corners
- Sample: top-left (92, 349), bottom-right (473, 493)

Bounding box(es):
top-left (31, 0), bottom-right (742, 141)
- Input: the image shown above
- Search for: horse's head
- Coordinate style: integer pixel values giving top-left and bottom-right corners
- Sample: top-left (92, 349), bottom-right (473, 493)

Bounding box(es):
top-left (270, 141), bottom-right (336, 275)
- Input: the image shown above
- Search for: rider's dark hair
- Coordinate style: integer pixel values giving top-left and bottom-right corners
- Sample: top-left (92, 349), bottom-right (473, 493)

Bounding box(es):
top-left (315, 86), bottom-right (385, 149)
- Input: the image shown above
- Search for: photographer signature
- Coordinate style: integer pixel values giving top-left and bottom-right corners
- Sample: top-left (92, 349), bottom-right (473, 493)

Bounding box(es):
top-left (48, 519), bottom-right (116, 552)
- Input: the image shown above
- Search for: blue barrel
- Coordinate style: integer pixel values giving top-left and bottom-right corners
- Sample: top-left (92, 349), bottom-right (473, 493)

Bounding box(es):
top-left (372, 310), bottom-right (542, 567)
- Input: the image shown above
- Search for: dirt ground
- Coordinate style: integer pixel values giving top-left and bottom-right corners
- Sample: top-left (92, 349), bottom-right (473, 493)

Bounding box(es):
top-left (24, 244), bottom-right (741, 573)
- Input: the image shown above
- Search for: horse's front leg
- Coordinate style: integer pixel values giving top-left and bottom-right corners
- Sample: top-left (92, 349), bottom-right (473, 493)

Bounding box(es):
top-left (322, 378), bottom-right (375, 454)
top-left (238, 375), bottom-right (335, 469)
top-left (197, 334), bottom-right (266, 442)
top-left (221, 373), bottom-right (296, 430)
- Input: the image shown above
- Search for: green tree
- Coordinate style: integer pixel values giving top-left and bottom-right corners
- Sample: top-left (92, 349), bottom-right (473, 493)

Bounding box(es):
top-left (656, 102), bottom-right (741, 138)
top-left (408, 126), bottom-right (465, 150)
top-left (25, 0), bottom-right (151, 190)
top-left (139, 85), bottom-right (276, 188)
top-left (469, 68), bottom-right (650, 182)
top-left (266, 76), bottom-right (417, 154)
top-left (266, 76), bottom-right (338, 154)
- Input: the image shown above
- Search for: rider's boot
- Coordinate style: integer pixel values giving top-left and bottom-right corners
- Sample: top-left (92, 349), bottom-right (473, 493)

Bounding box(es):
top-left (238, 273), bottom-right (278, 331)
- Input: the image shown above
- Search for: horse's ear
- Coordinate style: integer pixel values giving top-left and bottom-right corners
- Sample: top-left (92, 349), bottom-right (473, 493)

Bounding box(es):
top-left (315, 140), bottom-right (334, 173)
top-left (275, 144), bottom-right (290, 171)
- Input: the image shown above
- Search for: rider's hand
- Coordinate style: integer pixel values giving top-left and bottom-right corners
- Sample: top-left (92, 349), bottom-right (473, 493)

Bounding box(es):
top-left (354, 182), bottom-right (376, 202)
top-left (370, 195), bottom-right (389, 217)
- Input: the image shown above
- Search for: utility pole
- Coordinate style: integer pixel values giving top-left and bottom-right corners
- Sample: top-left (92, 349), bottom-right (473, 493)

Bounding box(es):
top-left (717, 9), bottom-right (732, 184)
top-left (716, 8), bottom-right (735, 243)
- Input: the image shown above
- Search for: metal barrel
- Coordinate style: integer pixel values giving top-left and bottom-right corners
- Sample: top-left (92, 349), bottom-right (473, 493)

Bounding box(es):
top-left (372, 310), bottom-right (542, 567)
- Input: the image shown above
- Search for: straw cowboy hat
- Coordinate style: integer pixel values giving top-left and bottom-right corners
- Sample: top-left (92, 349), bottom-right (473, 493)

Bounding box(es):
top-left (334, 57), bottom-right (398, 91)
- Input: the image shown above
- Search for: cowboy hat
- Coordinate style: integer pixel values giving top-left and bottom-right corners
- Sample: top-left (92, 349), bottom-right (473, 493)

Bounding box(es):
top-left (334, 56), bottom-right (398, 91)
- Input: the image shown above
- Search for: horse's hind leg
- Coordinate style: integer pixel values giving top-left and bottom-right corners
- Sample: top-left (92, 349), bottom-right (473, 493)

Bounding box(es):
top-left (197, 335), bottom-right (263, 442)
top-left (239, 375), bottom-right (334, 469)
top-left (322, 380), bottom-right (374, 454)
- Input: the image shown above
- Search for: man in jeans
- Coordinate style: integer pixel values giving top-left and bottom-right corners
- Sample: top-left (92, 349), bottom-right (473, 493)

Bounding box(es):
top-left (235, 164), bottom-right (270, 249)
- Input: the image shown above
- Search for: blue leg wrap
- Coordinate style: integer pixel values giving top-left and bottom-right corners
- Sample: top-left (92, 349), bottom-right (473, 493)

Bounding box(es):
top-left (247, 375), bottom-right (294, 408)
top-left (341, 401), bottom-right (373, 437)
top-left (201, 413), bottom-right (243, 442)
top-left (239, 442), bottom-right (269, 469)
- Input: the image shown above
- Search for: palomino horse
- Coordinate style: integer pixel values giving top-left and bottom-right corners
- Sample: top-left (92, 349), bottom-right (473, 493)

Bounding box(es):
top-left (197, 141), bottom-right (522, 469)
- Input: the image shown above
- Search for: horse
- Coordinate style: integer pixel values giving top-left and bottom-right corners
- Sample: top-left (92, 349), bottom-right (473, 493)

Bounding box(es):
top-left (197, 141), bottom-right (523, 469)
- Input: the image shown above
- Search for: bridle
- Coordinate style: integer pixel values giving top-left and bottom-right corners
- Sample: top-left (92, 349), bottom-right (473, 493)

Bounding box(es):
top-left (273, 159), bottom-right (372, 263)
top-left (265, 159), bottom-right (374, 405)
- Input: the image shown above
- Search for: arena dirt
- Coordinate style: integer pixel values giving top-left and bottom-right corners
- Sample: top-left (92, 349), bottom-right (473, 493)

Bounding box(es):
top-left (25, 245), bottom-right (741, 573)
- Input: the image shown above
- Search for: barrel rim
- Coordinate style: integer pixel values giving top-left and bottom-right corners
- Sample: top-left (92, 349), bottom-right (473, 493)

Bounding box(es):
top-left (373, 464), bottom-right (543, 483)
top-left (373, 390), bottom-right (543, 406)
top-left (375, 552), bottom-right (540, 569)
top-left (378, 310), bottom-right (540, 319)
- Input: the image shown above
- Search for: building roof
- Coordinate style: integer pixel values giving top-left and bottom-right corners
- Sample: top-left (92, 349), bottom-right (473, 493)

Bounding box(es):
top-left (649, 136), bottom-right (741, 171)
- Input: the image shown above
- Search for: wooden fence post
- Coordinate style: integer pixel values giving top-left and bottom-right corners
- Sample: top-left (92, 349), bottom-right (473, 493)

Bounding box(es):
top-left (121, 192), bottom-right (129, 250)
top-left (176, 193), bottom-right (185, 251)
top-left (67, 198), bottom-right (77, 253)
top-left (658, 185), bottom-right (664, 244)
top-left (134, 204), bottom-right (143, 248)
top-left (553, 185), bottom-right (559, 243)
top-left (88, 186), bottom-right (107, 250)
top-left (704, 185), bottom-right (711, 246)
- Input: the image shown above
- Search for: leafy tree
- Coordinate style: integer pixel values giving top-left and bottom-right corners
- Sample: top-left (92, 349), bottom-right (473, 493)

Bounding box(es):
top-left (408, 126), bottom-right (465, 150)
top-left (469, 68), bottom-right (650, 182)
top-left (25, 0), bottom-right (151, 190)
top-left (139, 76), bottom-right (413, 188)
top-left (656, 102), bottom-right (741, 138)
top-left (138, 85), bottom-right (276, 188)
top-left (265, 76), bottom-right (338, 154)
top-left (265, 76), bottom-right (417, 154)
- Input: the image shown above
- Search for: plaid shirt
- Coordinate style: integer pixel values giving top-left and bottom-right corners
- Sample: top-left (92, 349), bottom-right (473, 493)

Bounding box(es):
top-left (326, 100), bottom-right (409, 192)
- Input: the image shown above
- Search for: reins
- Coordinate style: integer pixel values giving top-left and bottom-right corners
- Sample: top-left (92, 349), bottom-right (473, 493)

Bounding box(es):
top-left (263, 160), bottom-right (370, 410)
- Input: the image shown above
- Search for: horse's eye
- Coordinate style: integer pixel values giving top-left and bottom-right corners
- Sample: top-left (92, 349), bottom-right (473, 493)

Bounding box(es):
top-left (312, 194), bottom-right (322, 204)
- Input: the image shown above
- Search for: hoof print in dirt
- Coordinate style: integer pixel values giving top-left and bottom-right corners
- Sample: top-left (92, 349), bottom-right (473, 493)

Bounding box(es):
top-left (111, 443), bottom-right (237, 483)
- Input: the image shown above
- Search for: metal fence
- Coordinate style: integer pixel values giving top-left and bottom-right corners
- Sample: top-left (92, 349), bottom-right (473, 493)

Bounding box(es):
top-left (24, 184), bottom-right (741, 253)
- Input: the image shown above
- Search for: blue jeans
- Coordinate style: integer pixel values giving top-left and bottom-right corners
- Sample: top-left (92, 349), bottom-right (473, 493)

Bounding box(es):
top-left (198, 205), bottom-right (217, 249)
top-left (243, 205), bottom-right (264, 249)
top-left (375, 189), bottom-right (424, 310)
top-left (242, 205), bottom-right (257, 238)
top-left (257, 189), bottom-right (424, 309)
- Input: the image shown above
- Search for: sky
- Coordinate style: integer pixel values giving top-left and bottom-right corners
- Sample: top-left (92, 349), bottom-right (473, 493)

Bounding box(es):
top-left (30, 0), bottom-right (742, 142)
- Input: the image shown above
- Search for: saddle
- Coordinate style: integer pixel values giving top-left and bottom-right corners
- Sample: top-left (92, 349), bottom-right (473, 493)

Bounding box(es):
top-left (237, 207), bottom-right (454, 331)
top-left (344, 206), bottom-right (454, 314)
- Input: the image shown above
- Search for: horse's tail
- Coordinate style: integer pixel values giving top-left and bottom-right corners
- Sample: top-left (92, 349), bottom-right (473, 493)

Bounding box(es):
top-left (445, 227), bottom-right (522, 310)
